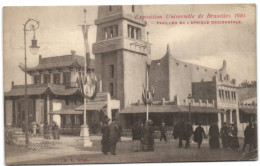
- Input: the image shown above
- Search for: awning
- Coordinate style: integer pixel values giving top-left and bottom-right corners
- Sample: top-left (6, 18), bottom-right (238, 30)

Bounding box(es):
top-left (239, 108), bottom-right (257, 114)
top-left (74, 102), bottom-right (107, 111)
top-left (120, 105), bottom-right (224, 114)
top-left (49, 109), bottom-right (83, 115)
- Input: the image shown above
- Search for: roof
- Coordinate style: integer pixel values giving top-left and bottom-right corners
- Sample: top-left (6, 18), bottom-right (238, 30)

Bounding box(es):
top-left (19, 54), bottom-right (95, 73)
top-left (120, 105), bottom-right (224, 114)
top-left (239, 108), bottom-right (257, 114)
top-left (4, 84), bottom-right (80, 97)
top-left (74, 102), bottom-right (107, 111)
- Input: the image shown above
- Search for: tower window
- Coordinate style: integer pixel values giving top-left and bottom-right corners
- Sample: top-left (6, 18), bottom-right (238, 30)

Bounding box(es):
top-left (34, 75), bottom-right (41, 84)
top-left (103, 25), bottom-right (118, 39)
top-left (63, 72), bottom-right (71, 86)
top-left (109, 6), bottom-right (112, 12)
top-left (53, 73), bottom-right (60, 84)
top-left (44, 74), bottom-right (51, 84)
top-left (132, 5), bottom-right (135, 12)
top-left (109, 83), bottom-right (114, 96)
top-left (110, 65), bottom-right (114, 78)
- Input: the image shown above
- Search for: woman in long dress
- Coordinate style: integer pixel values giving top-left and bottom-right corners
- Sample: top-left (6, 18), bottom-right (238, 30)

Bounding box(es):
top-left (208, 122), bottom-right (220, 148)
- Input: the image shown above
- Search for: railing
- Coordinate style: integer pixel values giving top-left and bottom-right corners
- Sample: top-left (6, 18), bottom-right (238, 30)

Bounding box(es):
top-left (12, 82), bottom-right (79, 89)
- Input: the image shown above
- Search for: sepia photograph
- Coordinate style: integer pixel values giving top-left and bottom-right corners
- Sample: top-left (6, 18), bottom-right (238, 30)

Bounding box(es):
top-left (2, 3), bottom-right (257, 165)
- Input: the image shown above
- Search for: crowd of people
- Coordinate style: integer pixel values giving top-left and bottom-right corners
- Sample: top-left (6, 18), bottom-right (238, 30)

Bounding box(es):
top-left (100, 119), bottom-right (257, 155)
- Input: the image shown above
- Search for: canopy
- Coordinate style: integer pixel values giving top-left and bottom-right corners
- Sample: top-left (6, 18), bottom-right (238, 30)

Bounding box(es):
top-left (120, 105), bottom-right (224, 114)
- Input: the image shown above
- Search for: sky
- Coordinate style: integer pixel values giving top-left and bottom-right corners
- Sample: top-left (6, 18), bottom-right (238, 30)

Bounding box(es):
top-left (3, 4), bottom-right (256, 92)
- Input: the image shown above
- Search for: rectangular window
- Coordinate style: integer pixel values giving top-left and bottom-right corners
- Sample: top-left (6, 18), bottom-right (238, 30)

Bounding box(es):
top-left (132, 5), bottom-right (135, 12)
top-left (53, 73), bottom-right (60, 84)
top-left (65, 115), bottom-right (71, 125)
top-left (63, 72), bottom-right (71, 86)
top-left (219, 90), bottom-right (222, 99)
top-left (109, 5), bottom-right (112, 11)
top-left (234, 92), bottom-right (236, 100)
top-left (109, 83), bottom-right (114, 96)
top-left (34, 75), bottom-right (41, 84)
top-left (43, 74), bottom-right (50, 84)
top-left (74, 115), bottom-right (80, 125)
top-left (222, 90), bottom-right (224, 99)
top-left (110, 65), bottom-right (114, 78)
top-left (128, 24), bottom-right (141, 40)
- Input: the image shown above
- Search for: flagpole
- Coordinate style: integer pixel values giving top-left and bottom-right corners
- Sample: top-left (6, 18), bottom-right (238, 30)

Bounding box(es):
top-left (146, 67), bottom-right (149, 121)
top-left (79, 8), bottom-right (92, 147)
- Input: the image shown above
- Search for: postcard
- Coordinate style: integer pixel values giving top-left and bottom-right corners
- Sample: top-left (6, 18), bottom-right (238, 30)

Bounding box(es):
top-left (3, 4), bottom-right (257, 165)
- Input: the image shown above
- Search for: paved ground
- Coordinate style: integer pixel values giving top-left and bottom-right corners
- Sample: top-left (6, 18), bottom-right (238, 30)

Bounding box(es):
top-left (5, 135), bottom-right (253, 165)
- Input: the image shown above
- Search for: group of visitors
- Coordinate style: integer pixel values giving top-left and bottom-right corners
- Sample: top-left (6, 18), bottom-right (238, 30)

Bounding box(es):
top-left (173, 120), bottom-right (193, 148)
top-left (100, 118), bottom-right (122, 155)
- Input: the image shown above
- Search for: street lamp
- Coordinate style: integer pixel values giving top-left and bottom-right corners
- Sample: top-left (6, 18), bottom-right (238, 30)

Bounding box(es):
top-left (187, 94), bottom-right (193, 122)
top-left (24, 19), bottom-right (40, 146)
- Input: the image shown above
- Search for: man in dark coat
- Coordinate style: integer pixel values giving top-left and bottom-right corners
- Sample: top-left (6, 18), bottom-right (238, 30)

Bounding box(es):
top-left (220, 122), bottom-right (230, 149)
top-left (193, 123), bottom-right (206, 148)
top-left (242, 122), bottom-right (253, 151)
top-left (108, 118), bottom-right (120, 155)
top-left (160, 123), bottom-right (167, 141)
top-left (208, 122), bottom-right (220, 148)
top-left (184, 120), bottom-right (193, 149)
top-left (132, 122), bottom-right (142, 151)
top-left (175, 120), bottom-right (185, 148)
top-left (101, 119), bottom-right (110, 155)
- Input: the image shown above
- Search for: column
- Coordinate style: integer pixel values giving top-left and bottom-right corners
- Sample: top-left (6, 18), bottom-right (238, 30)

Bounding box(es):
top-left (41, 74), bottom-right (44, 84)
top-left (112, 26), bottom-right (117, 38)
top-left (47, 95), bottom-right (50, 124)
top-left (133, 27), bottom-right (136, 39)
top-left (50, 73), bottom-right (53, 84)
top-left (218, 113), bottom-right (221, 130)
top-left (223, 110), bottom-right (226, 122)
top-left (60, 72), bottom-right (63, 84)
top-left (128, 25), bottom-right (131, 37)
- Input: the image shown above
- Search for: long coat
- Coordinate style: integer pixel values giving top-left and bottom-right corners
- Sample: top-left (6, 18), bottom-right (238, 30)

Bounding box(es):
top-left (108, 122), bottom-right (120, 144)
top-left (193, 126), bottom-right (205, 144)
top-left (101, 124), bottom-right (110, 153)
top-left (209, 125), bottom-right (220, 148)
top-left (184, 123), bottom-right (193, 140)
top-left (132, 125), bottom-right (142, 140)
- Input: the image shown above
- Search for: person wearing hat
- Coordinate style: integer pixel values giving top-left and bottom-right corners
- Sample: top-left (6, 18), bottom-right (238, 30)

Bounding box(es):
top-left (184, 120), bottom-right (193, 149)
top-left (108, 117), bottom-right (120, 155)
top-left (160, 122), bottom-right (167, 142)
top-left (193, 122), bottom-right (206, 149)
top-left (101, 118), bottom-right (110, 155)
top-left (230, 122), bottom-right (239, 150)
top-left (220, 122), bottom-right (230, 149)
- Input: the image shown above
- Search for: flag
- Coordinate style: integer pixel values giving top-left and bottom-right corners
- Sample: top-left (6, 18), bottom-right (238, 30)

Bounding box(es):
top-left (81, 25), bottom-right (91, 68)
top-left (76, 71), bottom-right (84, 97)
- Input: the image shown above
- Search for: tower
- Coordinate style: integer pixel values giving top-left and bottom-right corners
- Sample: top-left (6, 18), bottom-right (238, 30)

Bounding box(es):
top-left (93, 5), bottom-right (151, 109)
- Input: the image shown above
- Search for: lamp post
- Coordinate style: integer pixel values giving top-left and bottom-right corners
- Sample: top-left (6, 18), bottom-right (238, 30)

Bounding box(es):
top-left (24, 19), bottom-right (40, 146)
top-left (187, 94), bottom-right (193, 122)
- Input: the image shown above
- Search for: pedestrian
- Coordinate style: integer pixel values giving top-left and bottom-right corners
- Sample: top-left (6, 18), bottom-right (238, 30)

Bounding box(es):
top-left (230, 123), bottom-right (239, 150)
top-left (175, 120), bottom-right (185, 148)
top-left (52, 121), bottom-right (60, 139)
top-left (101, 119), bottom-right (110, 155)
top-left (31, 121), bottom-right (37, 136)
top-left (242, 122), bottom-right (253, 151)
top-left (193, 122), bottom-right (206, 148)
top-left (142, 120), bottom-right (155, 151)
top-left (184, 120), bottom-right (193, 149)
top-left (208, 122), bottom-right (220, 149)
top-left (160, 123), bottom-right (167, 141)
top-left (220, 122), bottom-right (230, 149)
top-left (252, 122), bottom-right (257, 150)
top-left (132, 122), bottom-right (142, 151)
top-left (108, 118), bottom-right (120, 155)
top-left (44, 122), bottom-right (51, 139)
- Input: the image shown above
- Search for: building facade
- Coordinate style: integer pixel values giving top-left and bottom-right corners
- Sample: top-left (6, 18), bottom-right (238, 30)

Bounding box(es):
top-left (4, 51), bottom-right (120, 135)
